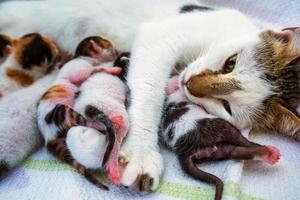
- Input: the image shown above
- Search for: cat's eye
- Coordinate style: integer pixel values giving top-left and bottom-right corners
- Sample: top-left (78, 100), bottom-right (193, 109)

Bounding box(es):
top-left (223, 54), bottom-right (238, 73)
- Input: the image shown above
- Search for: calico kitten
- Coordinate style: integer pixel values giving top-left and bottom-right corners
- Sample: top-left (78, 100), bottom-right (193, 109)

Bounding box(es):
top-left (0, 33), bottom-right (58, 98)
top-left (67, 52), bottom-right (130, 184)
top-left (37, 36), bottom-right (119, 189)
top-left (0, 34), bottom-right (13, 65)
top-left (160, 76), bottom-right (280, 200)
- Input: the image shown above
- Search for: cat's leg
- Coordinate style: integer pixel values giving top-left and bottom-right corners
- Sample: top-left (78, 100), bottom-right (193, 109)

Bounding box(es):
top-left (47, 137), bottom-right (108, 189)
top-left (120, 17), bottom-right (209, 191)
top-left (119, 22), bottom-right (182, 191)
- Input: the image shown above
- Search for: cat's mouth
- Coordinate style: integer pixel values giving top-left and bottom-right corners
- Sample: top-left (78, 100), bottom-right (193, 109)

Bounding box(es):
top-left (221, 99), bottom-right (232, 115)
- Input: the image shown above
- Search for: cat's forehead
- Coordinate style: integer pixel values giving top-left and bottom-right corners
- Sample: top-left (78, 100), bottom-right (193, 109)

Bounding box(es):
top-left (201, 33), bottom-right (261, 66)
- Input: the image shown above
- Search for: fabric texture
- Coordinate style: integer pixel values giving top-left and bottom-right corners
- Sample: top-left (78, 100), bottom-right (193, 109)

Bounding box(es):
top-left (0, 1), bottom-right (299, 200)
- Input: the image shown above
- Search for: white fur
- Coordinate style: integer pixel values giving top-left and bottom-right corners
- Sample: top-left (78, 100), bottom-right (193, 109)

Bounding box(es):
top-left (0, 71), bottom-right (57, 169)
top-left (66, 126), bottom-right (107, 169)
top-left (0, 0), bottom-right (266, 190)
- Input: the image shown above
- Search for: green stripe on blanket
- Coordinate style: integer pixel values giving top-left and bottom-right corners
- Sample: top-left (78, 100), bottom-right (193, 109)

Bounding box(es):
top-left (21, 159), bottom-right (263, 200)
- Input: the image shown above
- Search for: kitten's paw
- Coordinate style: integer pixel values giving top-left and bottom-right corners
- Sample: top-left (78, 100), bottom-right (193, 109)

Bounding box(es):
top-left (107, 161), bottom-right (121, 185)
top-left (120, 147), bottom-right (163, 192)
top-left (259, 145), bottom-right (281, 165)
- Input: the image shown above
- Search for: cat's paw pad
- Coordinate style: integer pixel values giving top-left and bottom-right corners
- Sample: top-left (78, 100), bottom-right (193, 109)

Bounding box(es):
top-left (260, 145), bottom-right (280, 165)
top-left (120, 149), bottom-right (163, 192)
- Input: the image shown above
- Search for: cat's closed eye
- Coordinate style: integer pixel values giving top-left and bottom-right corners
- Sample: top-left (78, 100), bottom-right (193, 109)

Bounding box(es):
top-left (223, 54), bottom-right (238, 73)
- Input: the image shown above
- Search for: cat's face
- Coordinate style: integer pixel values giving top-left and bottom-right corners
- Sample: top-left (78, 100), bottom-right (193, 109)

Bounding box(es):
top-left (180, 28), bottom-right (300, 138)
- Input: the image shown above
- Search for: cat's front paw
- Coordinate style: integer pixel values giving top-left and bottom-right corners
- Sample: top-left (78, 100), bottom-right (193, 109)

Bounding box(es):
top-left (120, 145), bottom-right (164, 192)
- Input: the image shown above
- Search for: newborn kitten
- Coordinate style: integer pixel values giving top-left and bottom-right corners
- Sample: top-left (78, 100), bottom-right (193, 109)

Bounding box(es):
top-left (67, 52), bottom-right (130, 184)
top-left (0, 33), bottom-right (58, 99)
top-left (0, 34), bottom-right (13, 65)
top-left (160, 76), bottom-right (280, 200)
top-left (37, 36), bottom-right (119, 189)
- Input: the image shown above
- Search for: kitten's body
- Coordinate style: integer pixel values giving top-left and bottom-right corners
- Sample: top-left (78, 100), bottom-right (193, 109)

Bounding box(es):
top-left (70, 66), bottom-right (129, 184)
top-left (0, 71), bottom-right (57, 177)
top-left (0, 33), bottom-right (58, 99)
top-left (160, 76), bottom-right (280, 200)
top-left (0, 0), bottom-right (298, 191)
top-left (37, 37), bottom-right (120, 189)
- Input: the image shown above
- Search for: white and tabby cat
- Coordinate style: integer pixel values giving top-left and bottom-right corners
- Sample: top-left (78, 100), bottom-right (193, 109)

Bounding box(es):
top-left (0, 0), bottom-right (298, 191)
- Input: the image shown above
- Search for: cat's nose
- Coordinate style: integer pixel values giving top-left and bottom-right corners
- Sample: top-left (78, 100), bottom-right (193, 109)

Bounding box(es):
top-left (186, 75), bottom-right (208, 97)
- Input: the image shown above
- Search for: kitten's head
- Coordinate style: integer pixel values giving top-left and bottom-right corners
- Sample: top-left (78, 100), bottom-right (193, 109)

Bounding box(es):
top-left (0, 34), bottom-right (13, 63)
top-left (74, 36), bottom-right (118, 63)
top-left (13, 33), bottom-right (59, 77)
top-left (180, 28), bottom-right (300, 139)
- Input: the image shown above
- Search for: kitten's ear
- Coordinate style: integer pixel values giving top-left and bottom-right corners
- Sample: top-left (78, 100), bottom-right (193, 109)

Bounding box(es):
top-left (88, 39), bottom-right (105, 58)
top-left (272, 103), bottom-right (300, 141)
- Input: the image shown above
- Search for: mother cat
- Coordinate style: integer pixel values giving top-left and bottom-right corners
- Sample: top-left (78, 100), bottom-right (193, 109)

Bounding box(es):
top-left (0, 0), bottom-right (299, 191)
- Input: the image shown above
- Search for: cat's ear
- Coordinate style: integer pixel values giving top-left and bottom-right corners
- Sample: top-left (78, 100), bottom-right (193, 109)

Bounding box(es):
top-left (262, 27), bottom-right (300, 58)
top-left (271, 103), bottom-right (300, 141)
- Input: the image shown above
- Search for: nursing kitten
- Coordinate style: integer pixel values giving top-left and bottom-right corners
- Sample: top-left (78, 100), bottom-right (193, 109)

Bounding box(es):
top-left (160, 76), bottom-right (280, 200)
top-left (0, 34), bottom-right (13, 65)
top-left (37, 36), bottom-right (120, 189)
top-left (67, 52), bottom-right (130, 184)
top-left (1, 0), bottom-right (298, 191)
top-left (0, 71), bottom-right (57, 179)
top-left (0, 33), bottom-right (58, 99)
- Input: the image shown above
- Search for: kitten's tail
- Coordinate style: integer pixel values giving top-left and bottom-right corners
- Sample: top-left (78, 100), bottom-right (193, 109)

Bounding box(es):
top-left (178, 154), bottom-right (224, 200)
top-left (84, 105), bottom-right (115, 167)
